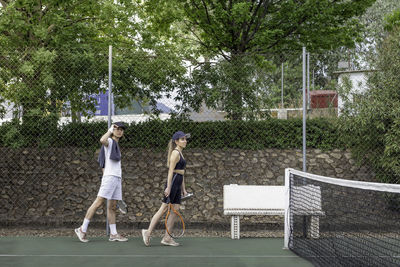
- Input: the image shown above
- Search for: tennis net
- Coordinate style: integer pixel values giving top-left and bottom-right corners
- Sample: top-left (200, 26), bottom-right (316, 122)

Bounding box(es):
top-left (286, 168), bottom-right (400, 267)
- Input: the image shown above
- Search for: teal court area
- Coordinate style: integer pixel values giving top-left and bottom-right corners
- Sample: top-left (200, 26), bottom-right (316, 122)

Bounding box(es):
top-left (0, 237), bottom-right (312, 267)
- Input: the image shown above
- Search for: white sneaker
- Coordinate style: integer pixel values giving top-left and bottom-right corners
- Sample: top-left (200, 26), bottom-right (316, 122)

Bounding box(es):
top-left (109, 234), bottom-right (128, 242)
top-left (161, 238), bottom-right (179, 247)
top-left (142, 229), bottom-right (150, 247)
top-left (74, 227), bottom-right (89, 243)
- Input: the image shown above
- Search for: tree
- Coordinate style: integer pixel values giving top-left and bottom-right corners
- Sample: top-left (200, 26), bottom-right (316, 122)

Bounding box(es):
top-left (142, 0), bottom-right (376, 119)
top-left (352, 0), bottom-right (400, 68)
top-left (111, 47), bottom-right (189, 117)
top-left (0, 0), bottom-right (188, 129)
top-left (338, 13), bottom-right (400, 185)
top-left (0, 0), bottom-right (137, 122)
top-left (296, 0), bottom-right (400, 108)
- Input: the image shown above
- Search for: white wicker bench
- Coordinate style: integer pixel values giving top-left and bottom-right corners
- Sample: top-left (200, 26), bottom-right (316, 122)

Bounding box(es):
top-left (223, 184), bottom-right (324, 240)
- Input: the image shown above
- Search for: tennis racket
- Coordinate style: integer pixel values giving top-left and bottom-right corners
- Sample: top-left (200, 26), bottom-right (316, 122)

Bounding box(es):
top-left (117, 200), bottom-right (128, 214)
top-left (164, 197), bottom-right (185, 238)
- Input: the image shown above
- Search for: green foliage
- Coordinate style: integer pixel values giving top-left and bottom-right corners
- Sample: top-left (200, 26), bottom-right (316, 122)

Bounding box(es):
top-left (0, 1), bottom-right (378, 124)
top-left (0, 120), bottom-right (29, 148)
top-left (111, 48), bottom-right (189, 115)
top-left (338, 23), bottom-right (400, 184)
top-left (59, 121), bottom-right (107, 148)
top-left (346, 0), bottom-right (400, 69)
top-left (0, 118), bottom-right (343, 150)
top-left (0, 0), bottom-right (378, 123)
top-left (175, 0), bottom-right (375, 54)
top-left (140, 0), bottom-right (375, 119)
top-left (384, 8), bottom-right (400, 32)
top-left (0, 109), bottom-right (60, 148)
top-left (187, 55), bottom-right (274, 120)
top-left (0, 0), bottom-right (141, 120)
top-left (267, 59), bottom-right (303, 108)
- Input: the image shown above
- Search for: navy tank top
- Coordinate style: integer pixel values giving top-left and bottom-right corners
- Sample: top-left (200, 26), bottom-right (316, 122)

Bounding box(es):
top-left (174, 149), bottom-right (186, 170)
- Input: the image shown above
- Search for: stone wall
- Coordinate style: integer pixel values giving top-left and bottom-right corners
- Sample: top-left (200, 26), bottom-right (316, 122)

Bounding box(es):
top-left (0, 147), bottom-right (374, 227)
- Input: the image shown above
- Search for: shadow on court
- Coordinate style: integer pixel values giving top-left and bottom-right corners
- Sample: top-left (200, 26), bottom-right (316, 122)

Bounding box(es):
top-left (0, 237), bottom-right (312, 267)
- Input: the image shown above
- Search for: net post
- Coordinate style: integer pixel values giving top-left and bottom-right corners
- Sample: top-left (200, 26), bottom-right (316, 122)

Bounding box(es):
top-left (283, 168), bottom-right (291, 249)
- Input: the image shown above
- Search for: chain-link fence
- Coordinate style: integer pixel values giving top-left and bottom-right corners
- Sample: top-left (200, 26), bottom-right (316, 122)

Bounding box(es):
top-left (0, 47), bottom-right (395, 230)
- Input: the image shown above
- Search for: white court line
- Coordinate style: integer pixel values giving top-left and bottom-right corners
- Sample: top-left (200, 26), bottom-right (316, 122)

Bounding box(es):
top-left (1, 254), bottom-right (398, 258)
top-left (0, 254), bottom-right (299, 258)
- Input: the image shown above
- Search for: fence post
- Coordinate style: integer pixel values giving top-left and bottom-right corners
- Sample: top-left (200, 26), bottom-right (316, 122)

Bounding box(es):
top-left (106, 45), bottom-right (113, 235)
top-left (281, 62), bottom-right (284, 108)
top-left (302, 47), bottom-right (307, 173)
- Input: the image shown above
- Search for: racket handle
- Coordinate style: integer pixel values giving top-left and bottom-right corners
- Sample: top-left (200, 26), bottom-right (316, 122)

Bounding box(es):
top-left (181, 192), bottom-right (193, 201)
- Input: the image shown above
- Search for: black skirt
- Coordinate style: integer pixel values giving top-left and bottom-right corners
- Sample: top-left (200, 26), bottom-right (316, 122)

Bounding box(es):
top-left (162, 173), bottom-right (183, 204)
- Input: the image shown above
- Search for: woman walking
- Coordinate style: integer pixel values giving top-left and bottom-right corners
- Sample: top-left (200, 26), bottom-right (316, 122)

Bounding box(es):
top-left (141, 131), bottom-right (189, 246)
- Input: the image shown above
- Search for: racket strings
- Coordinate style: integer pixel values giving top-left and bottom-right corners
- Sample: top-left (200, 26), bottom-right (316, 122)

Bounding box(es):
top-left (117, 200), bottom-right (127, 214)
top-left (165, 204), bottom-right (185, 238)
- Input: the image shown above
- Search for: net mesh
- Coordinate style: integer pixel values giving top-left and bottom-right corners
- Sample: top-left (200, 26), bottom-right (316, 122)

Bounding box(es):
top-left (288, 171), bottom-right (400, 267)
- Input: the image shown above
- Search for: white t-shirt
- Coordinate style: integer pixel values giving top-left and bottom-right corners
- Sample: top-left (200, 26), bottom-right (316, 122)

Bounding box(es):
top-left (103, 138), bottom-right (122, 178)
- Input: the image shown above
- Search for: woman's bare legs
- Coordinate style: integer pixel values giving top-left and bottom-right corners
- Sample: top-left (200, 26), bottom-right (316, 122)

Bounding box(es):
top-left (163, 204), bottom-right (180, 241)
top-left (142, 203), bottom-right (168, 246)
top-left (147, 203), bottom-right (168, 234)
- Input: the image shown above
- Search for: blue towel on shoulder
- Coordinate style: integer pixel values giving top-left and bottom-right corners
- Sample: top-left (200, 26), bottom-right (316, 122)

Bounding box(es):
top-left (98, 139), bottom-right (121, 168)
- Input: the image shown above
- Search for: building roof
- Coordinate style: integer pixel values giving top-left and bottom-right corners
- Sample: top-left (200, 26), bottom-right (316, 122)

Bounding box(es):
top-left (310, 90), bottom-right (337, 96)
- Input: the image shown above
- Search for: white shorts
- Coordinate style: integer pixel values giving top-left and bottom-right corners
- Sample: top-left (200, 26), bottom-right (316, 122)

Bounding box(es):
top-left (97, 175), bottom-right (122, 200)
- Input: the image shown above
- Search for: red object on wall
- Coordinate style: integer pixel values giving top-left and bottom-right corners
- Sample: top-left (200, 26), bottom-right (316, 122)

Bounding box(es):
top-left (310, 90), bottom-right (338, 108)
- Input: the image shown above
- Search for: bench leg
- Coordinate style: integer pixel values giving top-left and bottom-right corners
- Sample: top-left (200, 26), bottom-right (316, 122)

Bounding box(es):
top-left (231, 215), bottom-right (240, 239)
top-left (310, 216), bottom-right (320, 239)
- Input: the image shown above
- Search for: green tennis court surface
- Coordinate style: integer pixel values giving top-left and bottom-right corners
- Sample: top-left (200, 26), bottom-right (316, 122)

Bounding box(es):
top-left (0, 237), bottom-right (312, 267)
